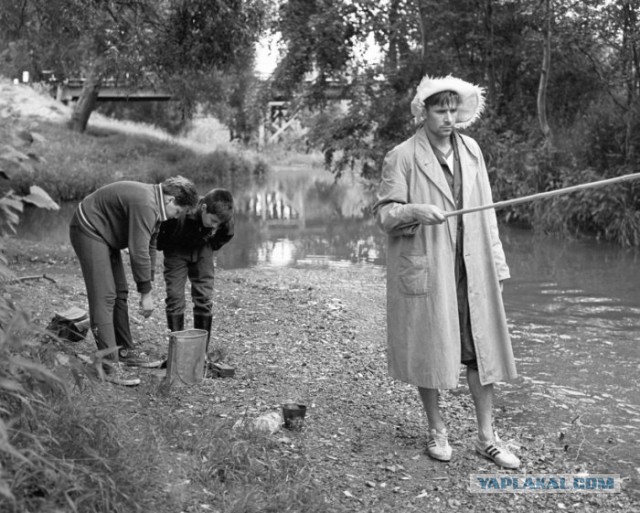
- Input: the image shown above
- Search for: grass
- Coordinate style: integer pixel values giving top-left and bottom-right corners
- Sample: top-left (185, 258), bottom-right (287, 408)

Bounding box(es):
top-left (6, 120), bottom-right (273, 203)
top-left (0, 316), bottom-right (330, 513)
top-left (2, 78), bottom-right (275, 203)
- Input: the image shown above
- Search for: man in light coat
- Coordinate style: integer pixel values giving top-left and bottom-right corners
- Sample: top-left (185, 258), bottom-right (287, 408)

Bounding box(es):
top-left (374, 74), bottom-right (520, 468)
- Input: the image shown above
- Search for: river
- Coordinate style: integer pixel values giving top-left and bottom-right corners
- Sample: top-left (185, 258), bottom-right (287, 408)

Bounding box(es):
top-left (14, 171), bottom-right (640, 493)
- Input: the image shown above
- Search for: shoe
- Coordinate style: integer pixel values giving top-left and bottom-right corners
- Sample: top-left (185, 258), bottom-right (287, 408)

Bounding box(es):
top-left (103, 363), bottom-right (141, 386)
top-left (475, 435), bottom-right (521, 469)
top-left (427, 428), bottom-right (452, 462)
top-left (119, 348), bottom-right (164, 368)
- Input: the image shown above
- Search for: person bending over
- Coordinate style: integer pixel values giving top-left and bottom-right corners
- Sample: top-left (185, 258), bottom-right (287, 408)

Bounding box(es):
top-left (69, 176), bottom-right (199, 386)
top-left (157, 188), bottom-right (234, 358)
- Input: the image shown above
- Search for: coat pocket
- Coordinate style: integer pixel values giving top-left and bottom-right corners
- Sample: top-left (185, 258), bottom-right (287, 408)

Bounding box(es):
top-left (398, 254), bottom-right (428, 296)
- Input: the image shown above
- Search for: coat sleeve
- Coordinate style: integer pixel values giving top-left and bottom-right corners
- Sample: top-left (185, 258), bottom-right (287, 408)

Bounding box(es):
top-left (149, 229), bottom-right (158, 282)
top-left (475, 145), bottom-right (510, 281)
top-left (374, 146), bottom-right (420, 236)
top-left (156, 218), bottom-right (177, 251)
top-left (209, 218), bottom-right (234, 251)
top-left (127, 205), bottom-right (157, 293)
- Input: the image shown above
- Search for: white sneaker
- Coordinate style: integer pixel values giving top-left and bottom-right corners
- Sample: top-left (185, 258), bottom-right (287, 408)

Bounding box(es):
top-left (427, 428), bottom-right (452, 462)
top-left (475, 436), bottom-right (520, 469)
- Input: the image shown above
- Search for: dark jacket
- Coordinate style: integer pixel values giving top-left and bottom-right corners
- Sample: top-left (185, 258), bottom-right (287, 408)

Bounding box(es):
top-left (156, 212), bottom-right (234, 253)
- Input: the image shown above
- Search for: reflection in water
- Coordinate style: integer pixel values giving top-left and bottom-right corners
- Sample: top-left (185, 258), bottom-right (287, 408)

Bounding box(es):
top-left (214, 165), bottom-right (386, 268)
top-left (215, 216), bottom-right (386, 269)
top-left (16, 202), bottom-right (76, 246)
top-left (244, 190), bottom-right (299, 222)
top-left (258, 238), bottom-right (296, 267)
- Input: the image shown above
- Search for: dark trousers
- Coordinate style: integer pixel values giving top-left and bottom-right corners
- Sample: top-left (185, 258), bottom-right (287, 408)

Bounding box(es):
top-left (163, 246), bottom-right (214, 316)
top-left (456, 250), bottom-right (478, 370)
top-left (69, 225), bottom-right (135, 360)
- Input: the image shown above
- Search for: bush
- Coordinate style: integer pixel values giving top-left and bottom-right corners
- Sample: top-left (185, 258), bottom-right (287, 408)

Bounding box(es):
top-left (154, 148), bottom-right (270, 192)
top-left (535, 165), bottom-right (640, 246)
top-left (566, 96), bottom-right (627, 172)
top-left (11, 166), bottom-right (109, 202)
top-left (5, 121), bottom-right (272, 202)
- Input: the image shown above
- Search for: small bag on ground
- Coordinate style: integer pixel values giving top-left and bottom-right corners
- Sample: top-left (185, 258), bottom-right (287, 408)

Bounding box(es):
top-left (46, 306), bottom-right (89, 342)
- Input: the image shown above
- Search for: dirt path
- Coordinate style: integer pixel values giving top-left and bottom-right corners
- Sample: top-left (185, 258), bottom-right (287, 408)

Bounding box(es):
top-left (5, 238), bottom-right (638, 512)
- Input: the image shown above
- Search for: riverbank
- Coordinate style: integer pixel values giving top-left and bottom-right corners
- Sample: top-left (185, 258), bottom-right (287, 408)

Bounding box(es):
top-left (2, 78), bottom-right (638, 512)
top-left (3, 238), bottom-right (638, 512)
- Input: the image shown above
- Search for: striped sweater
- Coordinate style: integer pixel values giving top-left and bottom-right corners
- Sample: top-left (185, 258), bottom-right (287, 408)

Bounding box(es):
top-left (72, 181), bottom-right (167, 293)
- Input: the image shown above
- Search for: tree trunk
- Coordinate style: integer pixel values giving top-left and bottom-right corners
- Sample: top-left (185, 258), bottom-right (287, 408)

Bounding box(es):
top-left (68, 64), bottom-right (102, 133)
top-left (386, 0), bottom-right (412, 73)
top-left (483, 0), bottom-right (497, 108)
top-left (537, 0), bottom-right (553, 148)
top-left (621, 0), bottom-right (638, 163)
top-left (415, 0), bottom-right (429, 71)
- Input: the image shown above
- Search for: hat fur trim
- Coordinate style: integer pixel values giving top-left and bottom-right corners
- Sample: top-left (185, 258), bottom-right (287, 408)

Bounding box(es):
top-left (411, 74), bottom-right (485, 129)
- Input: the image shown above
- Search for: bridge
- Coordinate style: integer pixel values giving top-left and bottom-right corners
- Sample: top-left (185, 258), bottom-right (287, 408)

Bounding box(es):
top-left (54, 75), bottom-right (348, 108)
top-left (55, 78), bottom-right (172, 103)
top-left (51, 74), bottom-right (351, 145)
top-left (266, 78), bottom-right (350, 143)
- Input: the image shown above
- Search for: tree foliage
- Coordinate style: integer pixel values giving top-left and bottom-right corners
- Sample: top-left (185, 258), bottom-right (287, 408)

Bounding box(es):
top-left (0, 0), bottom-right (269, 133)
top-left (273, 0), bottom-right (640, 245)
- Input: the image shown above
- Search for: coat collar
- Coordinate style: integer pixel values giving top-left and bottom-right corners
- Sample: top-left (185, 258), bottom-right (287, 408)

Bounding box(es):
top-left (414, 128), bottom-right (453, 205)
top-left (413, 127), bottom-right (481, 209)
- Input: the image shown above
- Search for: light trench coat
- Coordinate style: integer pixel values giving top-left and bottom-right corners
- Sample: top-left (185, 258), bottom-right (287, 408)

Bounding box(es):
top-left (374, 127), bottom-right (517, 388)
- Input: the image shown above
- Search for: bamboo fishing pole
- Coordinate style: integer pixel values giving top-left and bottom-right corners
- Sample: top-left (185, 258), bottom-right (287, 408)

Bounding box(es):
top-left (443, 172), bottom-right (640, 218)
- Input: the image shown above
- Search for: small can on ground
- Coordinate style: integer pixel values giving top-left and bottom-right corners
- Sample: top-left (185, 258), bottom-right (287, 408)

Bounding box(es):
top-left (282, 403), bottom-right (307, 430)
top-left (210, 362), bottom-right (235, 378)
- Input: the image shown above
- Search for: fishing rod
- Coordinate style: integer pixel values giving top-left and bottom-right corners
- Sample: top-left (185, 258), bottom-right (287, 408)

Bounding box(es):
top-left (443, 172), bottom-right (640, 218)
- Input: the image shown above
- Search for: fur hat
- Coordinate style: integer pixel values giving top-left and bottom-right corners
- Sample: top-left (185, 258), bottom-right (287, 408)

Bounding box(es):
top-left (410, 74), bottom-right (485, 128)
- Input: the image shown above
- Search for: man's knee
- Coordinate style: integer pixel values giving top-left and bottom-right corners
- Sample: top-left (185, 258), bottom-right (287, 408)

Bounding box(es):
top-left (463, 359), bottom-right (479, 371)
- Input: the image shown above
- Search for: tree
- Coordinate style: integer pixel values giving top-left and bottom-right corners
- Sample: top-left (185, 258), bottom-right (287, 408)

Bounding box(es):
top-left (537, 0), bottom-right (553, 150)
top-left (0, 0), bottom-right (269, 133)
top-left (152, 0), bottom-right (268, 138)
top-left (273, 0), bottom-right (615, 178)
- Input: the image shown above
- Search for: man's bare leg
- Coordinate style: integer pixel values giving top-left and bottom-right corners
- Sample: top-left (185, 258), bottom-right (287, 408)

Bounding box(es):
top-left (418, 387), bottom-right (446, 432)
top-left (467, 366), bottom-right (494, 441)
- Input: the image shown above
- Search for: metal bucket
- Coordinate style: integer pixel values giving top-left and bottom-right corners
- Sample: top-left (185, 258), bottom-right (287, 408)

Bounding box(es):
top-left (165, 329), bottom-right (207, 386)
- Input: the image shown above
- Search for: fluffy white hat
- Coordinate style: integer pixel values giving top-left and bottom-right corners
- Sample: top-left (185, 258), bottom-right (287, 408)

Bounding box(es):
top-left (410, 74), bottom-right (485, 128)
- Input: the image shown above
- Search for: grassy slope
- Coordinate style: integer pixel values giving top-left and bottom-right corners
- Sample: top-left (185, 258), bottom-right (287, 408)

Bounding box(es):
top-left (1, 79), bottom-right (639, 512)
top-left (1, 78), bottom-right (274, 204)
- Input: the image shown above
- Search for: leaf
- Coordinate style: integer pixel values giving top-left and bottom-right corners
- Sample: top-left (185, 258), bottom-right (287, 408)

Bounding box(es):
top-left (0, 156), bottom-right (35, 177)
top-left (0, 478), bottom-right (14, 500)
top-left (0, 146), bottom-right (31, 162)
top-left (0, 377), bottom-right (26, 393)
top-left (22, 186), bottom-right (59, 211)
top-left (0, 194), bottom-right (24, 234)
top-left (0, 157), bottom-right (21, 179)
top-left (13, 130), bottom-right (34, 146)
top-left (30, 132), bottom-right (46, 143)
